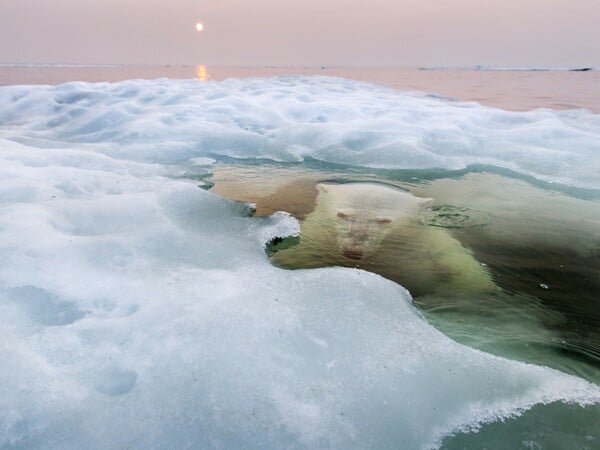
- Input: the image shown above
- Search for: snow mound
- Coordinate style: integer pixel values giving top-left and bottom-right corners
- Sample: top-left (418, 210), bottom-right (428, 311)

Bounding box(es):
top-left (0, 76), bottom-right (599, 189)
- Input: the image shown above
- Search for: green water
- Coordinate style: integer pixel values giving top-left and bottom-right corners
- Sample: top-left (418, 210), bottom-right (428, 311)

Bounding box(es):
top-left (441, 403), bottom-right (600, 449)
top-left (210, 163), bottom-right (600, 447)
top-left (257, 171), bottom-right (600, 383)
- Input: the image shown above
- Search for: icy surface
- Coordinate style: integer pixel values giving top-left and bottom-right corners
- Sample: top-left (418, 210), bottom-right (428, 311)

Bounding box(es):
top-left (0, 76), bottom-right (599, 189)
top-left (0, 77), bottom-right (599, 449)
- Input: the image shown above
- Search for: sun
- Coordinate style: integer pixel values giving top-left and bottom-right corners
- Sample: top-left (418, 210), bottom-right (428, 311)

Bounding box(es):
top-left (195, 22), bottom-right (204, 32)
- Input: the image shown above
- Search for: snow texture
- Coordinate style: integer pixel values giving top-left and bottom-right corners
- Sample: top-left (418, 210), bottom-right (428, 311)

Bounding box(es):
top-left (0, 76), bottom-right (599, 189)
top-left (0, 77), bottom-right (599, 449)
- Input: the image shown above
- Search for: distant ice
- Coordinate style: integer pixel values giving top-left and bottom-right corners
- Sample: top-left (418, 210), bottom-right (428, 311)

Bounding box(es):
top-left (0, 77), bottom-right (599, 449)
top-left (418, 65), bottom-right (595, 71)
top-left (0, 76), bottom-right (599, 190)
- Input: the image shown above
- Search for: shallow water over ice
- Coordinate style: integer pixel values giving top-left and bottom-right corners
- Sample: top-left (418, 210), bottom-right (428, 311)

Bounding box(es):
top-left (0, 76), bottom-right (599, 449)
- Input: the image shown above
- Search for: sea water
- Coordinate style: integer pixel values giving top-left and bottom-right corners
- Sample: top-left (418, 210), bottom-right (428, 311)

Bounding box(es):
top-left (211, 165), bottom-right (599, 382)
top-left (0, 74), bottom-right (598, 449)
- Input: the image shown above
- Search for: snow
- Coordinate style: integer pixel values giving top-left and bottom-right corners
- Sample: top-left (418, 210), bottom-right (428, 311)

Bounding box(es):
top-left (0, 77), bottom-right (599, 449)
top-left (0, 76), bottom-right (599, 189)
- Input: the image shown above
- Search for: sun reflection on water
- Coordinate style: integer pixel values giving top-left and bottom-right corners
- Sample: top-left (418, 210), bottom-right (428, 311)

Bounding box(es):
top-left (196, 64), bottom-right (209, 81)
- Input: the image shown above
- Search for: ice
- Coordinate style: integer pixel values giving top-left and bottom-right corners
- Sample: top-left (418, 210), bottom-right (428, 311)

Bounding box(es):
top-left (0, 77), bottom-right (599, 449)
top-left (0, 143), bottom-right (598, 449)
top-left (0, 76), bottom-right (599, 189)
top-left (5, 286), bottom-right (86, 326)
top-left (93, 367), bottom-right (138, 397)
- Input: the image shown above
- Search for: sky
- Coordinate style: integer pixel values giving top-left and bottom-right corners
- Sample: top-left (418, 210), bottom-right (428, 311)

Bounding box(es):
top-left (1, 0), bottom-right (599, 67)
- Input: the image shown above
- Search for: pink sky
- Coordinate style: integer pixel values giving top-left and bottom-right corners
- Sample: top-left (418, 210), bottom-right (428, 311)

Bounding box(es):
top-left (1, 0), bottom-right (598, 67)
